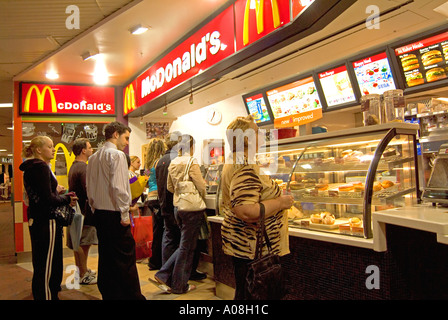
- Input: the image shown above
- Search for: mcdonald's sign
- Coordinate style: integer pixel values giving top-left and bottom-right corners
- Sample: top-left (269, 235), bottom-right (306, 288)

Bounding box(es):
top-left (20, 82), bottom-right (116, 116)
top-left (235, 0), bottom-right (291, 51)
top-left (123, 81), bottom-right (137, 116)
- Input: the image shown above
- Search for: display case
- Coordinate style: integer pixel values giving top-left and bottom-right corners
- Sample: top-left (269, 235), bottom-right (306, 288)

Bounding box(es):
top-left (257, 123), bottom-right (420, 238)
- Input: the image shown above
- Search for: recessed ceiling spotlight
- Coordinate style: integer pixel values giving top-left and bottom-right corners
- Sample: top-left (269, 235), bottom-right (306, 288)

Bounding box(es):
top-left (130, 24), bottom-right (150, 35)
top-left (46, 72), bottom-right (59, 80)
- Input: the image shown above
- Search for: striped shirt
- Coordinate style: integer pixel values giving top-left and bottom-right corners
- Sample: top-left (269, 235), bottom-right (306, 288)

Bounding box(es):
top-left (86, 141), bottom-right (131, 222)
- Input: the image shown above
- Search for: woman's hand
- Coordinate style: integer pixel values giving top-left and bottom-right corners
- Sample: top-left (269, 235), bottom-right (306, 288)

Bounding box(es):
top-left (277, 194), bottom-right (294, 210)
top-left (57, 185), bottom-right (66, 194)
top-left (69, 195), bottom-right (78, 207)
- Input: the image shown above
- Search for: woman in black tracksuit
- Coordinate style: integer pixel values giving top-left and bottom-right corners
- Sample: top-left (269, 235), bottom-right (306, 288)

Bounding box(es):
top-left (19, 136), bottom-right (77, 300)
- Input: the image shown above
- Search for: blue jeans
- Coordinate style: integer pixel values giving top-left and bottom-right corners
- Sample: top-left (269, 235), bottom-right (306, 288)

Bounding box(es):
top-left (161, 213), bottom-right (180, 265)
top-left (155, 208), bottom-right (204, 293)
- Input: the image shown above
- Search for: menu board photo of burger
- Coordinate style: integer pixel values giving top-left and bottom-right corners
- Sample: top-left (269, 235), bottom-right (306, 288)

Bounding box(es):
top-left (394, 31), bottom-right (448, 88)
top-left (244, 93), bottom-right (272, 125)
top-left (266, 76), bottom-right (323, 128)
top-left (352, 52), bottom-right (397, 96)
top-left (318, 65), bottom-right (356, 107)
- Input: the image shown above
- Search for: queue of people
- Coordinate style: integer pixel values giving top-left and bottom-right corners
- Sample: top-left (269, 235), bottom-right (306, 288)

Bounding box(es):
top-left (20, 116), bottom-right (293, 300)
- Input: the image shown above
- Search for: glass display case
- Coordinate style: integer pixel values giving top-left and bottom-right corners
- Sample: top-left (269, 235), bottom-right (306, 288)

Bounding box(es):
top-left (257, 123), bottom-right (420, 238)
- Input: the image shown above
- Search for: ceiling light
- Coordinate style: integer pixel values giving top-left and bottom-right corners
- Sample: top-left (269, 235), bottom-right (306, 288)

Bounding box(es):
top-left (434, 2), bottom-right (448, 18)
top-left (0, 103), bottom-right (12, 108)
top-left (130, 24), bottom-right (149, 35)
top-left (7, 127), bottom-right (13, 130)
top-left (0, 149), bottom-right (7, 152)
top-left (46, 72), bottom-right (59, 80)
top-left (81, 50), bottom-right (100, 61)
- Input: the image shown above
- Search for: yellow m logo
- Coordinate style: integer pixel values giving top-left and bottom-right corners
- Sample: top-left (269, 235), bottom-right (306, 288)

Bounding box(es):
top-left (243, 0), bottom-right (280, 46)
top-left (124, 84), bottom-right (136, 115)
top-left (23, 85), bottom-right (57, 113)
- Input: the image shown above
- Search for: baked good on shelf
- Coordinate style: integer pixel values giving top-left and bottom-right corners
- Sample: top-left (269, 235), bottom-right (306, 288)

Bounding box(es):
top-left (349, 217), bottom-right (362, 227)
top-left (287, 206), bottom-right (303, 220)
top-left (316, 183), bottom-right (328, 191)
top-left (310, 213), bottom-right (322, 224)
top-left (373, 181), bottom-right (383, 191)
top-left (338, 184), bottom-right (354, 192)
top-left (321, 212), bottom-right (335, 225)
top-left (289, 181), bottom-right (303, 190)
top-left (353, 184), bottom-right (364, 192)
top-left (381, 180), bottom-right (394, 189)
top-left (382, 148), bottom-right (396, 158)
top-left (341, 149), bottom-right (353, 157)
top-left (274, 179), bottom-right (283, 185)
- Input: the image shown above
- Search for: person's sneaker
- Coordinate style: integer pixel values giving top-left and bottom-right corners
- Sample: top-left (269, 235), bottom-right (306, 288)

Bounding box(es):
top-left (80, 272), bottom-right (97, 285)
top-left (189, 270), bottom-right (207, 281)
top-left (86, 269), bottom-right (96, 276)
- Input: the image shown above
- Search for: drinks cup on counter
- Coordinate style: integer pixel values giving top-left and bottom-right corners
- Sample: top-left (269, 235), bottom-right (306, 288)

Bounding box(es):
top-left (383, 89), bottom-right (405, 123)
top-left (361, 94), bottom-right (381, 126)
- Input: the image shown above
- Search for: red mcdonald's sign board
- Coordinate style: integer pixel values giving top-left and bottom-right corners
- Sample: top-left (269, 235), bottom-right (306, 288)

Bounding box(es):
top-left (125, 0), bottom-right (320, 116)
top-left (20, 82), bottom-right (116, 116)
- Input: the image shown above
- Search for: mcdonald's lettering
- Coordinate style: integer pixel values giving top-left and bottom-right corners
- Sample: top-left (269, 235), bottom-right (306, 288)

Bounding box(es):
top-left (20, 82), bottom-right (115, 115)
top-left (23, 85), bottom-right (57, 113)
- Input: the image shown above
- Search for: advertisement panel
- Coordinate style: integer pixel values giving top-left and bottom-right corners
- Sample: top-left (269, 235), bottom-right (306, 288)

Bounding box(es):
top-left (20, 82), bottom-right (116, 116)
top-left (393, 31), bottom-right (448, 88)
top-left (243, 92), bottom-right (273, 125)
top-left (318, 65), bottom-right (356, 108)
top-left (352, 52), bottom-right (397, 96)
top-left (266, 76), bottom-right (322, 128)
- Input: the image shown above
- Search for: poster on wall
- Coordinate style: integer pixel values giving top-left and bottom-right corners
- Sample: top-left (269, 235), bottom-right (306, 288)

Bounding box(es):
top-left (22, 122), bottom-right (107, 175)
top-left (146, 122), bottom-right (170, 139)
top-left (352, 52), bottom-right (397, 95)
top-left (394, 31), bottom-right (448, 88)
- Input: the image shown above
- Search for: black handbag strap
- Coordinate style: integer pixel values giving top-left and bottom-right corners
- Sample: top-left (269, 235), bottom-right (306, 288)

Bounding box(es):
top-left (255, 202), bottom-right (273, 259)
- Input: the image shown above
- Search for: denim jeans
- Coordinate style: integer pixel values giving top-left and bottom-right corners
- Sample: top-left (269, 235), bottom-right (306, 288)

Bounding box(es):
top-left (155, 207), bottom-right (204, 293)
top-left (161, 213), bottom-right (180, 265)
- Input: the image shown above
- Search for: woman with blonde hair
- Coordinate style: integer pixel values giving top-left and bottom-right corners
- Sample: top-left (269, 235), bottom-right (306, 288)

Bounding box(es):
top-left (19, 136), bottom-right (78, 300)
top-left (220, 115), bottom-right (294, 299)
top-left (144, 138), bottom-right (167, 270)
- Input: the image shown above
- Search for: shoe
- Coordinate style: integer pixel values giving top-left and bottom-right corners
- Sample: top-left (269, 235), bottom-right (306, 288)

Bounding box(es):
top-left (172, 284), bottom-right (196, 294)
top-left (86, 269), bottom-right (96, 276)
top-left (154, 275), bottom-right (171, 291)
top-left (190, 270), bottom-right (207, 281)
top-left (80, 272), bottom-right (97, 285)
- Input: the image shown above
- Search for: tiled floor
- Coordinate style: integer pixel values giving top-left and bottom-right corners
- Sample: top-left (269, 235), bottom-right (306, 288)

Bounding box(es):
top-left (1, 251), bottom-right (221, 300)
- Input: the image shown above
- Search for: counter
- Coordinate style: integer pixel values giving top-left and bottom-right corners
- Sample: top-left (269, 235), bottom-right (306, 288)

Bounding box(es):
top-left (373, 204), bottom-right (448, 251)
top-left (208, 204), bottom-right (448, 299)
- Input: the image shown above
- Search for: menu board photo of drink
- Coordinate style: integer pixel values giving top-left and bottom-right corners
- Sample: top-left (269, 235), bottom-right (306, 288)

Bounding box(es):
top-left (243, 93), bottom-right (272, 125)
top-left (318, 65), bottom-right (357, 107)
top-left (266, 76), bottom-right (323, 128)
top-left (352, 52), bottom-right (396, 95)
top-left (394, 31), bottom-right (448, 88)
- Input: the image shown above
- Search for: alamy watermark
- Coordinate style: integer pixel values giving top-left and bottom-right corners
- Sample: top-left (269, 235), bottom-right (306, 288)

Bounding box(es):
top-left (366, 5), bottom-right (380, 30)
top-left (66, 5), bottom-right (80, 30)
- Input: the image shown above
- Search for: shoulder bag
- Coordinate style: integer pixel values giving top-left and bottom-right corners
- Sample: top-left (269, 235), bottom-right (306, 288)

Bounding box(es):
top-left (52, 203), bottom-right (75, 227)
top-left (245, 202), bottom-right (285, 300)
top-left (174, 157), bottom-right (206, 212)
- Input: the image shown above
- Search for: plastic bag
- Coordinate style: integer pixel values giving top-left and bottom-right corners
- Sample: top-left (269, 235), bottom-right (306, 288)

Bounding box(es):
top-left (129, 175), bottom-right (148, 204)
top-left (69, 202), bottom-right (84, 251)
top-left (131, 214), bottom-right (153, 260)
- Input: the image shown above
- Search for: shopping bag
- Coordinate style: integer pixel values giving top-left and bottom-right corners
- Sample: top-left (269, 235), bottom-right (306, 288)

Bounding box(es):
top-left (131, 214), bottom-right (153, 260)
top-left (69, 202), bottom-right (84, 251)
top-left (129, 175), bottom-right (148, 205)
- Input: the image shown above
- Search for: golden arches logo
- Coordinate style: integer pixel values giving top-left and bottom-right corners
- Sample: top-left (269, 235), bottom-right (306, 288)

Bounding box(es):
top-left (243, 0), bottom-right (280, 46)
top-left (124, 84), bottom-right (136, 115)
top-left (51, 143), bottom-right (75, 177)
top-left (23, 85), bottom-right (57, 113)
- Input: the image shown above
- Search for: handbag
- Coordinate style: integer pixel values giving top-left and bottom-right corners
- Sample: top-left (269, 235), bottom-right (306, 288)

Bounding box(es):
top-left (245, 203), bottom-right (285, 300)
top-left (52, 203), bottom-right (75, 227)
top-left (174, 157), bottom-right (206, 212)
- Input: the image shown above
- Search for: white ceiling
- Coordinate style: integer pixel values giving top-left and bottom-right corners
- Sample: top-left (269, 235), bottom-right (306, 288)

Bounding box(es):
top-left (1, 0), bottom-right (448, 157)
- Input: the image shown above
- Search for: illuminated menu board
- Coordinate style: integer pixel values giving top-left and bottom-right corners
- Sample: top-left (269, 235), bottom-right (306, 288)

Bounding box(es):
top-left (394, 31), bottom-right (448, 88)
top-left (318, 65), bottom-right (356, 107)
top-left (352, 52), bottom-right (396, 95)
top-left (243, 93), bottom-right (272, 125)
top-left (266, 76), bottom-right (322, 128)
